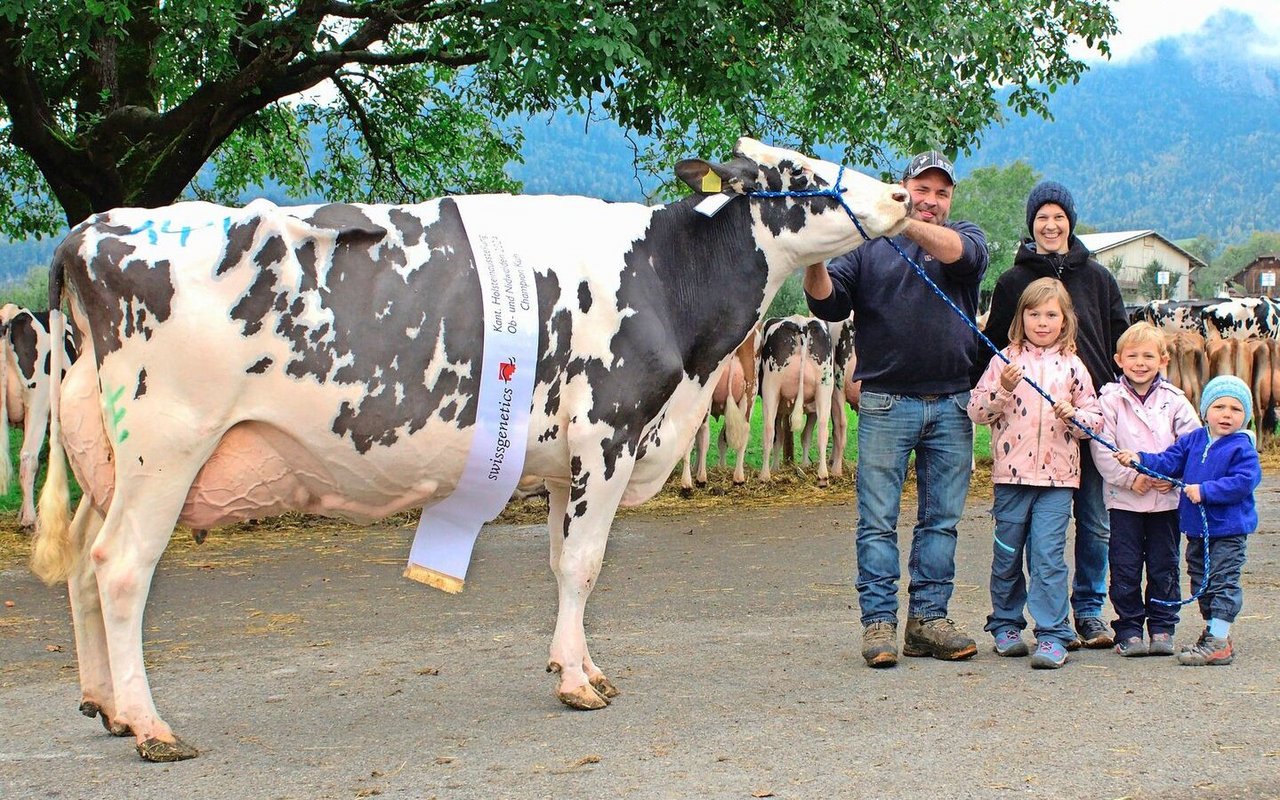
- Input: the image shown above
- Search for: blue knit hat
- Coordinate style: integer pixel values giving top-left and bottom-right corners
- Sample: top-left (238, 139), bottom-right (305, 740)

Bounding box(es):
top-left (1200, 375), bottom-right (1253, 425)
top-left (1025, 181), bottom-right (1077, 236)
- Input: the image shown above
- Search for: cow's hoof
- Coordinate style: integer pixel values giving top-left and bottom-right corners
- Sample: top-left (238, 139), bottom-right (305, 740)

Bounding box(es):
top-left (695, 480), bottom-right (707, 489)
top-left (80, 701), bottom-right (132, 736)
top-left (679, 486), bottom-right (693, 498)
top-left (590, 675), bottom-right (620, 699)
top-left (818, 478), bottom-right (829, 488)
top-left (732, 480), bottom-right (746, 487)
top-left (557, 685), bottom-right (609, 710)
top-left (136, 736), bottom-right (199, 762)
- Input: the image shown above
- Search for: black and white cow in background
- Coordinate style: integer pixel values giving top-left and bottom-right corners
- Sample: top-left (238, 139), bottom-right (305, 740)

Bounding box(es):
top-left (0, 304), bottom-right (76, 527)
top-left (825, 316), bottom-right (858, 478)
top-left (31, 138), bottom-right (911, 761)
top-left (1131, 298), bottom-right (1211, 336)
top-left (1201, 296), bottom-right (1280, 340)
top-left (757, 315), bottom-right (835, 487)
top-left (679, 330), bottom-right (760, 490)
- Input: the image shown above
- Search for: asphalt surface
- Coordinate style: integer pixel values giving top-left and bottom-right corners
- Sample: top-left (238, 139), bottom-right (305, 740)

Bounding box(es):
top-left (2, 475), bottom-right (1278, 799)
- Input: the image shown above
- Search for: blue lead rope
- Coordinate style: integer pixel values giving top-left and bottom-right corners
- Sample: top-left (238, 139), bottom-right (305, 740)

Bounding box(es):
top-left (747, 171), bottom-right (1209, 607)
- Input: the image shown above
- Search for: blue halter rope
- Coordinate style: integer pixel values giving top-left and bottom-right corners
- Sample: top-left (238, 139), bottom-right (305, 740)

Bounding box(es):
top-left (748, 167), bottom-right (1210, 607)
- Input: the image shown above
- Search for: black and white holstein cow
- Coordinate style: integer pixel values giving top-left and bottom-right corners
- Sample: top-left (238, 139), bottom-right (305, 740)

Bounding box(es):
top-left (31, 138), bottom-right (911, 761)
top-left (0, 304), bottom-right (76, 527)
top-left (1132, 298), bottom-right (1211, 336)
top-left (757, 315), bottom-right (835, 487)
top-left (679, 330), bottom-right (760, 489)
top-left (1201, 296), bottom-right (1280, 340)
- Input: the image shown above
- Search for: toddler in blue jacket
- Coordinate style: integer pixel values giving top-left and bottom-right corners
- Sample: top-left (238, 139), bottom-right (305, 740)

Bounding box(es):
top-left (1114, 375), bottom-right (1262, 666)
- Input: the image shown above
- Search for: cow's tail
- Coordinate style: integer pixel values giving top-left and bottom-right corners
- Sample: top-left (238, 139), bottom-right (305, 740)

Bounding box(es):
top-left (32, 275), bottom-right (72, 585)
top-left (0, 319), bottom-right (11, 495)
top-left (789, 330), bottom-right (808, 432)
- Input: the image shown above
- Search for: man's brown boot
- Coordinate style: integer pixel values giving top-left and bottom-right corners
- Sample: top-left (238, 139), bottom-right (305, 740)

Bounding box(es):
top-left (902, 617), bottom-right (978, 660)
top-left (861, 621), bottom-right (899, 668)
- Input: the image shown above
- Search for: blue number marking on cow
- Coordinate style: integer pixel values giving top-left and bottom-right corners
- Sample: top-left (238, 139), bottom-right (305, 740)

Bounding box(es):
top-left (160, 220), bottom-right (194, 247)
top-left (129, 221), bottom-right (159, 245)
top-left (128, 217), bottom-right (232, 247)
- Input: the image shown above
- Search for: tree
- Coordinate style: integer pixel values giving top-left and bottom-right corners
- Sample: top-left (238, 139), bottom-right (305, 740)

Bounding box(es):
top-left (948, 160), bottom-right (1039, 295)
top-left (1204, 231), bottom-right (1280, 293)
top-left (1182, 233), bottom-right (1220, 268)
top-left (0, 1), bottom-right (1117, 240)
top-left (0, 265), bottom-right (52, 309)
top-left (1135, 259), bottom-right (1166, 302)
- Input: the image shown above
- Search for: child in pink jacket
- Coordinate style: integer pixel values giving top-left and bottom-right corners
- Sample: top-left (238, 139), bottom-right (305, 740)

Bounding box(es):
top-left (968, 277), bottom-right (1102, 668)
top-left (1090, 323), bottom-right (1202, 657)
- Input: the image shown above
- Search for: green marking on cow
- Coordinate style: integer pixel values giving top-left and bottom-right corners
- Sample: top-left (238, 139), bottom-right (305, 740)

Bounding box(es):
top-left (105, 385), bottom-right (131, 444)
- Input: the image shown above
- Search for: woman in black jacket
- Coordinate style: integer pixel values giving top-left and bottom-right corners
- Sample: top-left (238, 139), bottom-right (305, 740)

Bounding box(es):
top-left (980, 181), bottom-right (1130, 651)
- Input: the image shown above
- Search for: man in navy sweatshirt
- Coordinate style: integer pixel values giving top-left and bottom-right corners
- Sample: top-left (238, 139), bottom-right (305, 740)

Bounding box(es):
top-left (804, 151), bottom-right (989, 668)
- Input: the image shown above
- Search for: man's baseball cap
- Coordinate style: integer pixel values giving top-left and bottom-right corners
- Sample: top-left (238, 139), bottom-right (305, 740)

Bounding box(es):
top-left (902, 150), bottom-right (956, 184)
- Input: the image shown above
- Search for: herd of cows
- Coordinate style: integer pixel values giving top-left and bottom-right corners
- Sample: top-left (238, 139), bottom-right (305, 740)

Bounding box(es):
top-left (678, 294), bottom-right (1280, 493)
top-left (1128, 295), bottom-right (1280, 440)
top-left (5, 293), bottom-right (1279, 530)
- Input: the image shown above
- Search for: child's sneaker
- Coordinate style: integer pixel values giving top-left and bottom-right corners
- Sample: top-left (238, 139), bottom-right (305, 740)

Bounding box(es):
top-left (1177, 627), bottom-right (1208, 652)
top-left (1148, 633), bottom-right (1175, 656)
top-left (1178, 634), bottom-right (1233, 666)
top-left (1074, 617), bottom-right (1114, 649)
top-left (992, 628), bottom-right (1029, 657)
top-left (1030, 640), bottom-right (1068, 669)
top-left (1113, 635), bottom-right (1147, 657)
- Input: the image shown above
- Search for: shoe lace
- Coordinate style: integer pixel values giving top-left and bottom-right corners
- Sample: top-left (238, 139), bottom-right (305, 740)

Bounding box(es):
top-left (1037, 641), bottom-right (1059, 655)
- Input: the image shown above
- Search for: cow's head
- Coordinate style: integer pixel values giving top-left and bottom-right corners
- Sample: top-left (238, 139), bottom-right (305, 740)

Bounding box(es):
top-left (675, 137), bottom-right (910, 264)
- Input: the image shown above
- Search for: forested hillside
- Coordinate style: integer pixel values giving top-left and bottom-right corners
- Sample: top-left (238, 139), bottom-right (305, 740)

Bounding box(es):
top-left (964, 16), bottom-right (1279, 243)
top-left (3, 13), bottom-right (1276, 286)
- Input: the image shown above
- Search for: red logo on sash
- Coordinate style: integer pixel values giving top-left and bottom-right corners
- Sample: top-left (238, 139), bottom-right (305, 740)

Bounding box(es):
top-left (498, 357), bottom-right (516, 382)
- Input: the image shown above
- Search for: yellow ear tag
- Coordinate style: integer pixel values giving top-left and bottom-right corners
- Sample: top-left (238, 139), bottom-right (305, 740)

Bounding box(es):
top-left (701, 171), bottom-right (722, 193)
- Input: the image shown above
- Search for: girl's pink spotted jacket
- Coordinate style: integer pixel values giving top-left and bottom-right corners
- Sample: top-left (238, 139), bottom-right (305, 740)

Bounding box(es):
top-left (968, 343), bottom-right (1102, 488)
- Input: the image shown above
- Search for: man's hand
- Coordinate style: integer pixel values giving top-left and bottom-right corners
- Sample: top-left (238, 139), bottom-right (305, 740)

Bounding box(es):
top-left (1185, 484), bottom-right (1202, 504)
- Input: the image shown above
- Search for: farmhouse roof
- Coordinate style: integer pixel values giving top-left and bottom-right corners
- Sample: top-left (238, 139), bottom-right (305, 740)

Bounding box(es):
top-left (1076, 230), bottom-right (1208, 270)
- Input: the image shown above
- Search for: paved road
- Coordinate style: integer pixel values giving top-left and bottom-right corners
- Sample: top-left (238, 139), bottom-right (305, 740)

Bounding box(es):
top-left (2, 476), bottom-right (1278, 799)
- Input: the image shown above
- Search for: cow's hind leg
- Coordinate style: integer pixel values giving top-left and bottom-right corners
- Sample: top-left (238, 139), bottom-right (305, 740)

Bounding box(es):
top-left (545, 476), bottom-right (624, 709)
top-left (64, 499), bottom-right (133, 736)
top-left (91, 462), bottom-right (214, 762)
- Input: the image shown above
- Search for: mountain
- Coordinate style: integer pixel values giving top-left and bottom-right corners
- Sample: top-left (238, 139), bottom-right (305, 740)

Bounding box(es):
top-left (3, 11), bottom-right (1276, 283)
top-left (962, 10), bottom-right (1280, 244)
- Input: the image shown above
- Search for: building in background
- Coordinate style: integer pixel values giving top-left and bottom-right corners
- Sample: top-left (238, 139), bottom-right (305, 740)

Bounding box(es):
top-left (1228, 254), bottom-right (1280, 296)
top-left (1077, 230), bottom-right (1205, 302)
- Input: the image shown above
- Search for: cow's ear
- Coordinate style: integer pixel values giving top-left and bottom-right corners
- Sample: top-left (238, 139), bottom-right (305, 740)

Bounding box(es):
top-left (675, 157), bottom-right (760, 196)
top-left (676, 159), bottom-right (729, 195)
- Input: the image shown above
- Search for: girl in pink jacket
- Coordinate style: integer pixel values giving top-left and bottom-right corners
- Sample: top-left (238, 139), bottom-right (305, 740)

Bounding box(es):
top-left (1089, 322), bottom-right (1202, 657)
top-left (968, 277), bottom-right (1102, 668)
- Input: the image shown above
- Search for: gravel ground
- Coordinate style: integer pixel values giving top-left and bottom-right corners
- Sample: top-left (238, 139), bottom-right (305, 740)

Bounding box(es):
top-left (2, 472), bottom-right (1278, 800)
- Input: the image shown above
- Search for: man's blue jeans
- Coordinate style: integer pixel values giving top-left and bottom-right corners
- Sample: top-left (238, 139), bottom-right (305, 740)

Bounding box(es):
top-left (1071, 448), bottom-right (1111, 621)
top-left (854, 391), bottom-right (973, 625)
top-left (985, 484), bottom-right (1075, 647)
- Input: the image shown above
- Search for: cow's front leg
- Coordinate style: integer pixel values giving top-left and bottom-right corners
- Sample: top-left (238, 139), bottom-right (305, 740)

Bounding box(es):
top-left (65, 500), bottom-right (132, 736)
top-left (544, 474), bottom-right (625, 709)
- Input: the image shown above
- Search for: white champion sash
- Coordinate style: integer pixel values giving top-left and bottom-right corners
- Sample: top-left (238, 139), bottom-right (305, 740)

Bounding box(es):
top-left (405, 197), bottom-right (538, 593)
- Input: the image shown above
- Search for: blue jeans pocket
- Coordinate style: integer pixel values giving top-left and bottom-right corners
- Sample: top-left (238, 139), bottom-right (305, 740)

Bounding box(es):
top-left (859, 391), bottom-right (893, 415)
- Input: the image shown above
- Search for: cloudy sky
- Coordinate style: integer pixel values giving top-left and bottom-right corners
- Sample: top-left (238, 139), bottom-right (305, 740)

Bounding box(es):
top-left (1092, 0), bottom-right (1280, 61)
